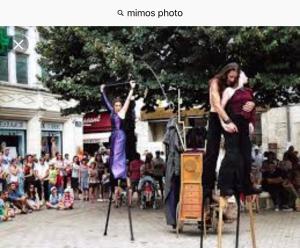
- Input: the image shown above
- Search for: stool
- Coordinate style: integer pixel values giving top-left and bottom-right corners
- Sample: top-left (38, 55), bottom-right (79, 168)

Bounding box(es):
top-left (258, 192), bottom-right (273, 210)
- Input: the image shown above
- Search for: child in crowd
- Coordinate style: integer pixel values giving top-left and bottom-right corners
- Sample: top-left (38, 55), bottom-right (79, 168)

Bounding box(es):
top-left (88, 162), bottom-right (98, 203)
top-left (48, 164), bottom-right (58, 192)
top-left (26, 184), bottom-right (41, 211)
top-left (58, 188), bottom-right (74, 210)
top-left (80, 159), bottom-right (89, 201)
top-left (101, 168), bottom-right (110, 200)
top-left (46, 186), bottom-right (61, 209)
top-left (0, 198), bottom-right (9, 222)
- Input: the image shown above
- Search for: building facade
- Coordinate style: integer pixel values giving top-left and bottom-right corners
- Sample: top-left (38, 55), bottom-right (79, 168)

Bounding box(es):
top-left (0, 26), bottom-right (83, 158)
top-left (261, 104), bottom-right (300, 159)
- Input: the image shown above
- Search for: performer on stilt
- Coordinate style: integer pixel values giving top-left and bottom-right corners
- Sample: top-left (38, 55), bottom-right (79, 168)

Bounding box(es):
top-left (101, 81), bottom-right (136, 240)
top-left (201, 63), bottom-right (256, 248)
top-left (202, 62), bottom-right (255, 198)
top-left (100, 81), bottom-right (135, 200)
top-left (218, 70), bottom-right (261, 197)
top-left (217, 69), bottom-right (261, 248)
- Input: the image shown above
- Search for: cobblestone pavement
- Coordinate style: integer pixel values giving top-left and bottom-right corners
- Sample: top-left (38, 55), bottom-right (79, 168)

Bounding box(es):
top-left (0, 200), bottom-right (299, 248)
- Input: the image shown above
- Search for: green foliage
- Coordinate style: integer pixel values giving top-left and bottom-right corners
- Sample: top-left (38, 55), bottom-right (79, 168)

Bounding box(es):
top-left (36, 27), bottom-right (300, 114)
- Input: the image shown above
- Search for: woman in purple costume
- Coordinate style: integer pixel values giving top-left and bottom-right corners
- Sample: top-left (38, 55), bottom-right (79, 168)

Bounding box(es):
top-left (100, 81), bottom-right (136, 188)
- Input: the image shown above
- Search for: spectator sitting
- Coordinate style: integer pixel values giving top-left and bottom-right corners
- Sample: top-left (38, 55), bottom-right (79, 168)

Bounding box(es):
top-left (283, 146), bottom-right (299, 168)
top-left (46, 186), bottom-right (61, 209)
top-left (261, 161), bottom-right (293, 211)
top-left (292, 167), bottom-right (300, 195)
top-left (58, 187), bottom-right (74, 210)
top-left (101, 168), bottom-right (110, 200)
top-left (8, 182), bottom-right (28, 214)
top-left (26, 183), bottom-right (41, 211)
top-left (1, 190), bottom-right (17, 217)
top-left (0, 198), bottom-right (9, 222)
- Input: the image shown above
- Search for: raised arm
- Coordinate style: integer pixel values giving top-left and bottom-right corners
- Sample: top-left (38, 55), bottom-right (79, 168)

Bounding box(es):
top-left (118, 81), bottom-right (136, 118)
top-left (100, 85), bottom-right (113, 112)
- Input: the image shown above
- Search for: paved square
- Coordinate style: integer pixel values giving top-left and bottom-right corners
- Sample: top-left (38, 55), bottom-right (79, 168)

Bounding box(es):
top-left (0, 201), bottom-right (299, 248)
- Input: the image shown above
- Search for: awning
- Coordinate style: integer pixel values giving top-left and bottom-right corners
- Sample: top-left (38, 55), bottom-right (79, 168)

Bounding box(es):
top-left (83, 132), bottom-right (111, 144)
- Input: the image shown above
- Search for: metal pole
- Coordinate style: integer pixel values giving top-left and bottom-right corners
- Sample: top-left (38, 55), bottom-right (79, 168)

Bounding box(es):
top-left (127, 188), bottom-right (135, 241)
top-left (103, 183), bottom-right (113, 236)
top-left (235, 193), bottom-right (241, 248)
top-left (200, 194), bottom-right (205, 248)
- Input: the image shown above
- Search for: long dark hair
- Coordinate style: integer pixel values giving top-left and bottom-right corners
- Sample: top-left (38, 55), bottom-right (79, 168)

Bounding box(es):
top-left (27, 184), bottom-right (36, 198)
top-left (210, 62), bottom-right (241, 96)
top-left (145, 153), bottom-right (153, 164)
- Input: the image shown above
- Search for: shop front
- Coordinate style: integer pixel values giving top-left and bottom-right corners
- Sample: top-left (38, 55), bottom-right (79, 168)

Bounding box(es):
top-left (0, 119), bottom-right (27, 157)
top-left (41, 121), bottom-right (63, 157)
top-left (83, 112), bottom-right (112, 155)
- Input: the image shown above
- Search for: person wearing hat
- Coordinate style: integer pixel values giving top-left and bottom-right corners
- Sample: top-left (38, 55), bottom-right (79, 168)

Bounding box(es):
top-left (46, 186), bottom-right (61, 209)
top-left (58, 187), bottom-right (74, 210)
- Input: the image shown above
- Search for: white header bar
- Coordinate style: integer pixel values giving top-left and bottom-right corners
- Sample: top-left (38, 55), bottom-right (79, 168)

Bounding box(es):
top-left (1, 0), bottom-right (300, 26)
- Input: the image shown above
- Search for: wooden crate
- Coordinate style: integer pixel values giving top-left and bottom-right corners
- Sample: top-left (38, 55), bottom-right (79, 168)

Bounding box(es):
top-left (178, 152), bottom-right (203, 223)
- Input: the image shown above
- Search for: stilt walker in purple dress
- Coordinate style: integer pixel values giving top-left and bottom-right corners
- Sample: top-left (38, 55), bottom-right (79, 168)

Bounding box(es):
top-left (102, 81), bottom-right (136, 241)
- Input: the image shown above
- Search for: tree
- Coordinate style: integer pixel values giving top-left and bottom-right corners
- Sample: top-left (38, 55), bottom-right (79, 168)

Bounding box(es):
top-left (37, 27), bottom-right (300, 157)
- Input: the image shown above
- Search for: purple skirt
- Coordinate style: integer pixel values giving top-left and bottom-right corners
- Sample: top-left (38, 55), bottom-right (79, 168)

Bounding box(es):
top-left (110, 129), bottom-right (126, 179)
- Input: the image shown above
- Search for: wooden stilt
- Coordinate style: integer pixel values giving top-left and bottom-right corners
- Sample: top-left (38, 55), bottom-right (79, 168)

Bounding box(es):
top-left (218, 197), bottom-right (227, 248)
top-left (247, 196), bottom-right (257, 248)
top-left (103, 185), bottom-right (113, 236)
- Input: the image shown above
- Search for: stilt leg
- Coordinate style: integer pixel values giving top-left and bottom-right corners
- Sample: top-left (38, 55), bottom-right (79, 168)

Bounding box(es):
top-left (104, 186), bottom-right (113, 236)
top-left (247, 196), bottom-right (257, 248)
top-left (127, 179), bottom-right (134, 241)
top-left (235, 194), bottom-right (241, 248)
top-left (218, 196), bottom-right (227, 248)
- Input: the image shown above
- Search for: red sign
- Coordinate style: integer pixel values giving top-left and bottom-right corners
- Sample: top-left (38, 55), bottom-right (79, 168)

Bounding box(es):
top-left (83, 112), bottom-right (112, 133)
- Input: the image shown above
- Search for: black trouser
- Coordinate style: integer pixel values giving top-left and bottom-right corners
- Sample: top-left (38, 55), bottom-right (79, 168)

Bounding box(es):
top-left (202, 112), bottom-right (223, 191)
top-left (218, 116), bottom-right (253, 195)
top-left (0, 178), bottom-right (7, 191)
top-left (262, 184), bottom-right (288, 207)
top-left (153, 175), bottom-right (164, 197)
top-left (35, 180), bottom-right (49, 201)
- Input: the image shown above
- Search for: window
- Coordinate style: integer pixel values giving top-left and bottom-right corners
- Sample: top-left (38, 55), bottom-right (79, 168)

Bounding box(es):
top-left (14, 27), bottom-right (27, 37)
top-left (0, 27), bottom-right (9, 82)
top-left (0, 129), bottom-right (26, 157)
top-left (15, 27), bottom-right (29, 84)
top-left (0, 55), bottom-right (8, 81)
top-left (16, 53), bottom-right (28, 84)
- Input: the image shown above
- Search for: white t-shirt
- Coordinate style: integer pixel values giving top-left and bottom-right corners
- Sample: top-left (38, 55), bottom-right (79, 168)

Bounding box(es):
top-left (35, 163), bottom-right (49, 178)
top-left (72, 162), bottom-right (80, 178)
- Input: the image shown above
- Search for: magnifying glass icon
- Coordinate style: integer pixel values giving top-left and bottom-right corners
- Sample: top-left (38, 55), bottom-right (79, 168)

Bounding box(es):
top-left (117, 10), bottom-right (124, 16)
